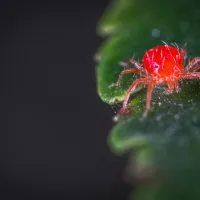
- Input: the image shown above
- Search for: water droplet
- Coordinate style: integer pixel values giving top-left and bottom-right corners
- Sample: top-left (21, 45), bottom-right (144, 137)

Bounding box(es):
top-left (156, 115), bottom-right (162, 121)
top-left (151, 29), bottom-right (160, 38)
top-left (174, 114), bottom-right (180, 120)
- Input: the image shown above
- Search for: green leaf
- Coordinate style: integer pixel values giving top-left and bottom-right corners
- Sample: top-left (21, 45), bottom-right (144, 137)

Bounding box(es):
top-left (96, 0), bottom-right (200, 199)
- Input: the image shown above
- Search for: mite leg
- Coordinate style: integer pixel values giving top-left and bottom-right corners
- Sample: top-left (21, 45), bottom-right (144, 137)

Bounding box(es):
top-left (174, 81), bottom-right (180, 92)
top-left (187, 64), bottom-right (200, 73)
top-left (120, 59), bottom-right (146, 77)
top-left (180, 48), bottom-right (187, 66)
top-left (166, 82), bottom-right (180, 93)
top-left (129, 58), bottom-right (147, 74)
top-left (184, 57), bottom-right (200, 73)
top-left (109, 68), bottom-right (141, 88)
top-left (143, 81), bottom-right (155, 117)
top-left (182, 72), bottom-right (200, 80)
top-left (165, 82), bottom-right (174, 93)
top-left (118, 78), bottom-right (149, 115)
top-left (119, 61), bottom-right (130, 68)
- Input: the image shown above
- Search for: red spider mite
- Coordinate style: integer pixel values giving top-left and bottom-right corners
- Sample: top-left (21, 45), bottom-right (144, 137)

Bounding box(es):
top-left (109, 44), bottom-right (200, 117)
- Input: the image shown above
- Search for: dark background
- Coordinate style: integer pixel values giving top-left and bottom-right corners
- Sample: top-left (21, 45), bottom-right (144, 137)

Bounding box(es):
top-left (0, 0), bottom-right (130, 199)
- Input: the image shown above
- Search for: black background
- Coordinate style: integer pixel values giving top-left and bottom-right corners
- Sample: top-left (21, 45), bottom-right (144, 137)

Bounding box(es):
top-left (0, 1), bottom-right (130, 199)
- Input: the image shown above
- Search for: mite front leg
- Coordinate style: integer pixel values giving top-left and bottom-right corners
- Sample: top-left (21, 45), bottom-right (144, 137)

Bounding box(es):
top-left (120, 59), bottom-right (146, 77)
top-left (184, 57), bottom-right (200, 73)
top-left (109, 68), bottom-right (141, 88)
top-left (129, 58), bottom-right (147, 74)
top-left (118, 78), bottom-right (149, 116)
